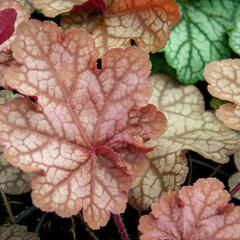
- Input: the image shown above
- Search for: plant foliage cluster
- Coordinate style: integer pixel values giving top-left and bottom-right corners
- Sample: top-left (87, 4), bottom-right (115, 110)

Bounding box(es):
top-left (0, 0), bottom-right (240, 239)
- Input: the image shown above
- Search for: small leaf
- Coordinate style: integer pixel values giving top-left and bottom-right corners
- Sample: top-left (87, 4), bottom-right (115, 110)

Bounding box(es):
top-left (229, 5), bottom-right (240, 55)
top-left (28, 0), bottom-right (90, 17)
top-left (204, 59), bottom-right (240, 130)
top-left (0, 0), bottom-right (30, 53)
top-left (0, 224), bottom-right (39, 240)
top-left (129, 74), bottom-right (240, 210)
top-left (139, 178), bottom-right (240, 240)
top-left (61, 0), bottom-right (180, 57)
top-left (164, 0), bottom-right (238, 84)
top-left (1, 20), bottom-right (166, 229)
top-left (210, 97), bottom-right (226, 111)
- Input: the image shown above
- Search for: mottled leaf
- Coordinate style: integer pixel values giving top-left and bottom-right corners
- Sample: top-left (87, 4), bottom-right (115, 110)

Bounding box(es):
top-left (139, 178), bottom-right (240, 240)
top-left (0, 224), bottom-right (39, 240)
top-left (28, 0), bottom-right (90, 17)
top-left (0, 0), bottom-right (29, 53)
top-left (204, 59), bottom-right (240, 130)
top-left (1, 20), bottom-right (166, 229)
top-left (164, 0), bottom-right (238, 84)
top-left (229, 5), bottom-right (240, 55)
top-left (129, 74), bottom-right (240, 210)
top-left (61, 0), bottom-right (180, 57)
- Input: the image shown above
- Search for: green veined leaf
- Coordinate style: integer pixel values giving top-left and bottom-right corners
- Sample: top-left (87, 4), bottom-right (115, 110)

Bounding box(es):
top-left (229, 5), bottom-right (240, 55)
top-left (164, 0), bottom-right (238, 84)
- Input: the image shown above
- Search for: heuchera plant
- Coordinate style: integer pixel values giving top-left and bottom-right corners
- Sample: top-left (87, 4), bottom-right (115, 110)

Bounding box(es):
top-left (1, 0), bottom-right (240, 239)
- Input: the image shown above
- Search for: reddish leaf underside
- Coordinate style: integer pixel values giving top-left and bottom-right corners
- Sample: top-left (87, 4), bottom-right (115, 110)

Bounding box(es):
top-left (0, 8), bottom-right (17, 45)
top-left (0, 0), bottom-right (30, 53)
top-left (139, 178), bottom-right (240, 240)
top-left (0, 19), bottom-right (166, 229)
top-left (72, 0), bottom-right (106, 13)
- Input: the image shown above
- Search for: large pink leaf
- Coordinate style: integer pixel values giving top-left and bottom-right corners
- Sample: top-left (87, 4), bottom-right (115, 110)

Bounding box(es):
top-left (61, 0), bottom-right (180, 57)
top-left (139, 178), bottom-right (240, 240)
top-left (1, 20), bottom-right (166, 229)
top-left (0, 0), bottom-right (29, 53)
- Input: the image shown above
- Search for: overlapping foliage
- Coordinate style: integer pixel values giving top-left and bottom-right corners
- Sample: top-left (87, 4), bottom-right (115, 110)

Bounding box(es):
top-left (0, 0), bottom-right (240, 238)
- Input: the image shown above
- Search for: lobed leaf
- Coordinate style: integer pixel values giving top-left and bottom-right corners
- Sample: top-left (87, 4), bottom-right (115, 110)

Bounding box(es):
top-left (129, 74), bottom-right (240, 210)
top-left (229, 5), bottom-right (240, 55)
top-left (61, 0), bottom-right (180, 57)
top-left (0, 224), bottom-right (39, 240)
top-left (139, 178), bottom-right (240, 240)
top-left (28, 0), bottom-right (91, 17)
top-left (164, 0), bottom-right (238, 84)
top-left (1, 20), bottom-right (166, 229)
top-left (0, 0), bottom-right (29, 53)
top-left (204, 59), bottom-right (240, 130)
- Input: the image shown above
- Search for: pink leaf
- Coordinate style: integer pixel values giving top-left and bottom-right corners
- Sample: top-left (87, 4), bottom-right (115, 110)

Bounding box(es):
top-left (0, 8), bottom-right (17, 45)
top-left (139, 178), bottom-right (240, 240)
top-left (1, 20), bottom-right (166, 229)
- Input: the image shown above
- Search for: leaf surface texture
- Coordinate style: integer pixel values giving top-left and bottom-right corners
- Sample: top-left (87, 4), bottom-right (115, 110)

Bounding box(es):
top-left (1, 20), bottom-right (166, 229)
top-left (164, 0), bottom-right (238, 84)
top-left (61, 0), bottom-right (180, 57)
top-left (139, 178), bottom-right (240, 240)
top-left (129, 74), bottom-right (240, 210)
top-left (204, 59), bottom-right (240, 130)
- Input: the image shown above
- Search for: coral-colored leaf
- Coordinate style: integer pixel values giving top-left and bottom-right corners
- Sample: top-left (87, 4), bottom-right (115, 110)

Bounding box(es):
top-left (1, 20), bottom-right (166, 229)
top-left (0, 224), bottom-right (39, 240)
top-left (129, 74), bottom-right (240, 210)
top-left (139, 178), bottom-right (240, 240)
top-left (28, 0), bottom-right (90, 17)
top-left (204, 59), bottom-right (240, 130)
top-left (61, 0), bottom-right (180, 57)
top-left (0, 8), bottom-right (17, 45)
top-left (0, 0), bottom-right (29, 53)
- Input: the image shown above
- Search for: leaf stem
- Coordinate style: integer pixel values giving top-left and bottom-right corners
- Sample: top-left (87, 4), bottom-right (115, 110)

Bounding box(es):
top-left (191, 158), bottom-right (229, 177)
top-left (113, 214), bottom-right (129, 240)
top-left (71, 217), bottom-right (77, 240)
top-left (16, 205), bottom-right (37, 223)
top-left (187, 152), bottom-right (193, 185)
top-left (230, 182), bottom-right (240, 198)
top-left (34, 212), bottom-right (47, 233)
top-left (0, 188), bottom-right (16, 224)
